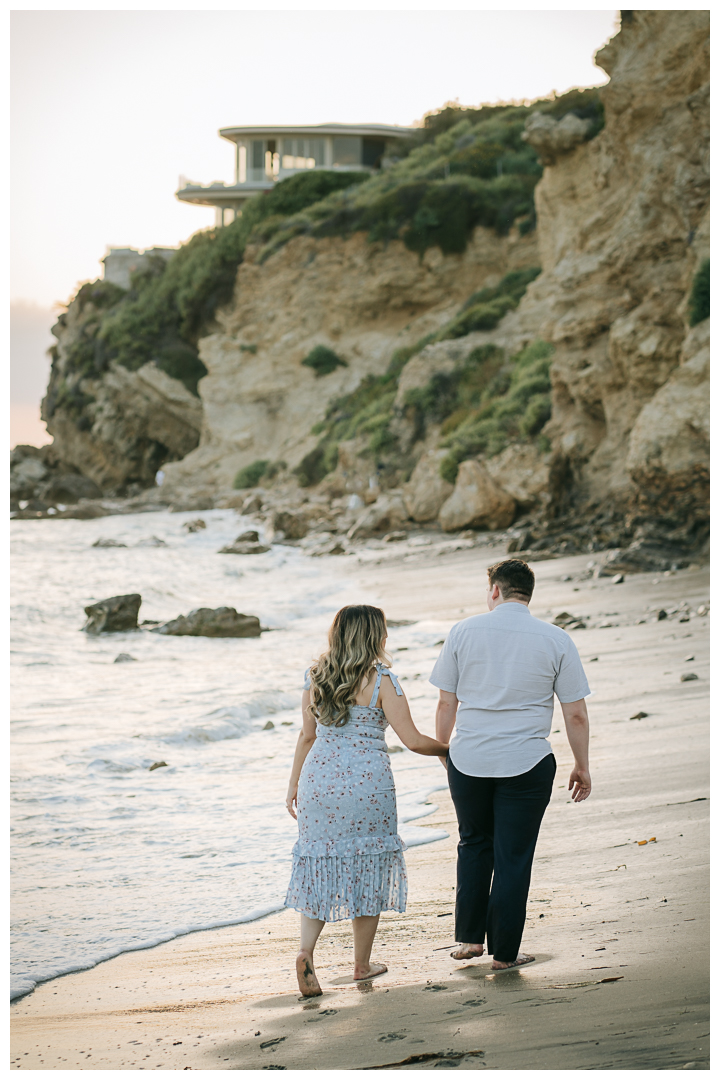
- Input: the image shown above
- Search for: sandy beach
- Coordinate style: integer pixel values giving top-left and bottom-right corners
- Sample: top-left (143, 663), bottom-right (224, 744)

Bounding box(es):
top-left (10, 541), bottom-right (710, 1070)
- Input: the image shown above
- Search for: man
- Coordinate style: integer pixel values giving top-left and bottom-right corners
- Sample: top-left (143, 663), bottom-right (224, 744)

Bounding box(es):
top-left (430, 558), bottom-right (591, 971)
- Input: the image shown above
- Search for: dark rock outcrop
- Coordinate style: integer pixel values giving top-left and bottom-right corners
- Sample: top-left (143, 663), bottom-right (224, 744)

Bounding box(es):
top-left (150, 606), bottom-right (262, 637)
top-left (83, 593), bottom-right (142, 633)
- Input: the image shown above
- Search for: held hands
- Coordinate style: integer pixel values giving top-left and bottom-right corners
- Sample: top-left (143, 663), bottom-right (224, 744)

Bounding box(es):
top-left (568, 767), bottom-right (591, 802)
top-left (286, 784), bottom-right (298, 819)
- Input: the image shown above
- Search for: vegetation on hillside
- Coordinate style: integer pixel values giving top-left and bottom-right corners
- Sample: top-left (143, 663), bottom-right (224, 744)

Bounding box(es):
top-left (689, 259), bottom-right (710, 326)
top-left (293, 270), bottom-right (544, 487)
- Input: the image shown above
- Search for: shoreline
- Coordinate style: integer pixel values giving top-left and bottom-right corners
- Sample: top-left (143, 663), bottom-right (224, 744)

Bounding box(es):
top-left (11, 544), bottom-right (709, 1070)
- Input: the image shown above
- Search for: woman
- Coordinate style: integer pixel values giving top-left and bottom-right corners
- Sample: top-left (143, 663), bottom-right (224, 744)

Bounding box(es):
top-left (285, 604), bottom-right (449, 997)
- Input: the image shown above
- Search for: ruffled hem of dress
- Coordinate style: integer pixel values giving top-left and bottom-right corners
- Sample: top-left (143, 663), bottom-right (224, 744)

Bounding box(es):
top-left (284, 849), bottom-right (408, 922)
top-left (292, 833), bottom-right (406, 859)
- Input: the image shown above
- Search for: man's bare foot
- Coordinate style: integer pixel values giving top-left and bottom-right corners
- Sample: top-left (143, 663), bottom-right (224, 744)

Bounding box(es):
top-left (296, 950), bottom-right (323, 997)
top-left (491, 952), bottom-right (535, 970)
top-left (353, 961), bottom-right (387, 981)
top-left (450, 943), bottom-right (484, 960)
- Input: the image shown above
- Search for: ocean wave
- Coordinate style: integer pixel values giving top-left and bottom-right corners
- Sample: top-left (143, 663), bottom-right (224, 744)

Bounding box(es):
top-left (10, 903), bottom-right (284, 1002)
top-left (158, 693), bottom-right (299, 745)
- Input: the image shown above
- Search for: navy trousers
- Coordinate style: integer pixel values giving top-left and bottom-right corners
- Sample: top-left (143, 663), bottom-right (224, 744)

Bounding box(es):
top-left (447, 752), bottom-right (556, 962)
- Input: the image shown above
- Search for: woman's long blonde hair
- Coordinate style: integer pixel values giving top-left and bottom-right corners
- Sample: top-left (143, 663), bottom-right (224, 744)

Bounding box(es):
top-left (308, 605), bottom-right (390, 728)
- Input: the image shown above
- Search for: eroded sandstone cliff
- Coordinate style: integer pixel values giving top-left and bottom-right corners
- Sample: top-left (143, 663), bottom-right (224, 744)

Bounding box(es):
top-left (19, 10), bottom-right (709, 556)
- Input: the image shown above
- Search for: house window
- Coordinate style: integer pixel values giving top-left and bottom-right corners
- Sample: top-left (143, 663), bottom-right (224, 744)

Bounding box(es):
top-left (251, 141), bottom-right (264, 170)
top-left (309, 138), bottom-right (325, 166)
top-left (332, 136), bottom-right (361, 166)
top-left (362, 138), bottom-right (385, 169)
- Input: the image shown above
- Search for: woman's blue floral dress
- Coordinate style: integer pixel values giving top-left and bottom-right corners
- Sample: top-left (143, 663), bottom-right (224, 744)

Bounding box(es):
top-left (285, 666), bottom-right (408, 921)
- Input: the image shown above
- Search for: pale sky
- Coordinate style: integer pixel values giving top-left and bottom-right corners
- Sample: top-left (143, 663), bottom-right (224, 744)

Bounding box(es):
top-left (10, 7), bottom-right (619, 446)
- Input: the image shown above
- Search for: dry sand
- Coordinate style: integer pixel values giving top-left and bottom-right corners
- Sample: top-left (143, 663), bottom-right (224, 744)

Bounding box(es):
top-left (11, 542), bottom-right (710, 1070)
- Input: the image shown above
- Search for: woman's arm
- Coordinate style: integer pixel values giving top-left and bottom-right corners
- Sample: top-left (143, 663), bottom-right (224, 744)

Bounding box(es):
top-left (560, 697), bottom-right (591, 802)
top-left (380, 676), bottom-right (449, 757)
top-left (286, 688), bottom-right (317, 818)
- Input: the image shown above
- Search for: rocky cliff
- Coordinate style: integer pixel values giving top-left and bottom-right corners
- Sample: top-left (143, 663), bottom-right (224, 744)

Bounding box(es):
top-left (159, 226), bottom-right (539, 495)
top-left (16, 10), bottom-right (709, 559)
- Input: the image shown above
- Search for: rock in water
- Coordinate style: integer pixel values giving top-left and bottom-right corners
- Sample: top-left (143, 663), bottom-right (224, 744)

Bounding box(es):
top-left (114, 653), bottom-right (137, 663)
top-left (151, 607), bottom-right (262, 637)
top-left (83, 594), bottom-right (142, 634)
top-left (92, 538), bottom-right (127, 548)
top-left (218, 533), bottom-right (270, 554)
top-left (183, 518), bottom-right (206, 533)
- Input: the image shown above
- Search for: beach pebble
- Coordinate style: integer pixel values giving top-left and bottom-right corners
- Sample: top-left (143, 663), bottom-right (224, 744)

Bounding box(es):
top-left (262, 720), bottom-right (275, 730)
top-left (680, 673), bottom-right (699, 682)
top-left (92, 538), bottom-right (127, 548)
top-left (183, 518), bottom-right (206, 533)
top-left (113, 653), bottom-right (137, 663)
top-left (657, 609), bottom-right (668, 620)
top-left (685, 655), bottom-right (695, 662)
top-left (696, 605), bottom-right (708, 616)
top-left (561, 575), bottom-right (572, 581)
top-left (629, 711), bottom-right (648, 719)
top-left (148, 761), bottom-right (168, 771)
top-left (611, 573), bottom-right (625, 584)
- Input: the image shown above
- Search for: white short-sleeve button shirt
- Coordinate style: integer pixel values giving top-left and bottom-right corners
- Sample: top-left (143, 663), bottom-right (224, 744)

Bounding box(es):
top-left (430, 601), bottom-right (591, 777)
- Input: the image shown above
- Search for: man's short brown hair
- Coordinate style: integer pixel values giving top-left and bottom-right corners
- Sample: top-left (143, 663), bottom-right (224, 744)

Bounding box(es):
top-left (487, 559), bottom-right (535, 601)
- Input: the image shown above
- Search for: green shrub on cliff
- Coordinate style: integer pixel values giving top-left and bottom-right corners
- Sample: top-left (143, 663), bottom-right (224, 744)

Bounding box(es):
top-left (233, 459), bottom-right (270, 489)
top-left (301, 345), bottom-right (348, 376)
top-left (689, 259), bottom-right (710, 325)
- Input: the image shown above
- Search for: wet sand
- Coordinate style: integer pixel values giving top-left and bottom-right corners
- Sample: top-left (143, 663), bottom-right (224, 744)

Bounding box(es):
top-left (10, 544), bottom-right (709, 1070)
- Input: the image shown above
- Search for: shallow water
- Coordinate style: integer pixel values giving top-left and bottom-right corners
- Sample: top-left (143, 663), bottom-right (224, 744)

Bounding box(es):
top-left (10, 509), bottom-right (450, 1001)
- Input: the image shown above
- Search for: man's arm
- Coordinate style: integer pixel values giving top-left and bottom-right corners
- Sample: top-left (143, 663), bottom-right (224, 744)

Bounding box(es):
top-left (435, 691), bottom-right (458, 769)
top-left (560, 698), bottom-right (591, 802)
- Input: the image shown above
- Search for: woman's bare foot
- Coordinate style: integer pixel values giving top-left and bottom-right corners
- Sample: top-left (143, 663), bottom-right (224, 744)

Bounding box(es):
top-left (450, 943), bottom-right (484, 960)
top-left (491, 952), bottom-right (535, 970)
top-left (353, 961), bottom-right (387, 981)
top-left (296, 950), bottom-right (323, 997)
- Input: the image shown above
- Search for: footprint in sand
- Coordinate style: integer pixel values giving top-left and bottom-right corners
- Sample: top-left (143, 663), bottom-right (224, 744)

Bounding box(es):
top-left (461, 998), bottom-right (486, 1007)
top-left (423, 984), bottom-right (448, 992)
top-left (378, 1032), bottom-right (407, 1042)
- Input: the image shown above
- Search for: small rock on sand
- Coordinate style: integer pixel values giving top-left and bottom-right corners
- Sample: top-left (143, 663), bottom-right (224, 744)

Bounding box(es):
top-left (657, 609), bottom-right (668, 620)
top-left (114, 653), bottom-right (137, 663)
top-left (680, 673), bottom-right (699, 682)
top-left (262, 721), bottom-right (275, 730)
